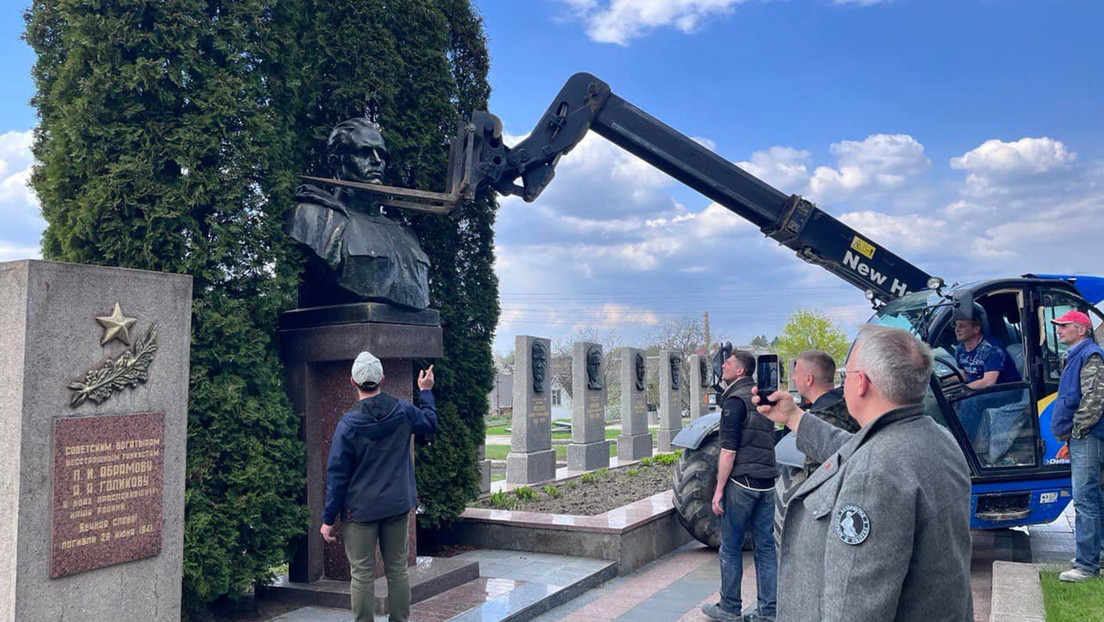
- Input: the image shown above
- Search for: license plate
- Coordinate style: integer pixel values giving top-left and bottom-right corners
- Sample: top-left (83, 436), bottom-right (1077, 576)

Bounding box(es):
top-left (1040, 492), bottom-right (1058, 504)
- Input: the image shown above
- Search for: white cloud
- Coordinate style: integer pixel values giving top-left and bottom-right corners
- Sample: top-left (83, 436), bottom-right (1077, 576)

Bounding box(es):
top-left (736, 147), bottom-right (811, 194)
top-left (557, 0), bottom-right (898, 44)
top-left (0, 129), bottom-right (43, 261)
top-left (557, 0), bottom-right (748, 45)
top-left (950, 137), bottom-right (1075, 176)
top-left (810, 134), bottom-right (930, 202)
top-left (950, 137), bottom-right (1077, 198)
top-left (735, 134), bottom-right (929, 204)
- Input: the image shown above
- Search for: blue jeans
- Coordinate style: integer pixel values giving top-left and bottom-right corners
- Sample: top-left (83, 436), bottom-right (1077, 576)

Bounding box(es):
top-left (1070, 435), bottom-right (1104, 575)
top-left (719, 482), bottom-right (777, 618)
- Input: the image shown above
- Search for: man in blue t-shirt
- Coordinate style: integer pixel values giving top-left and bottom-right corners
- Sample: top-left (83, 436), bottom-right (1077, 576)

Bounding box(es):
top-left (952, 314), bottom-right (1023, 465)
top-left (953, 318), bottom-right (1021, 388)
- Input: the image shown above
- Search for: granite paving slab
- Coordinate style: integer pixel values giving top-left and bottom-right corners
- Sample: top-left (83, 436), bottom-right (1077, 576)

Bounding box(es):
top-left (265, 550), bottom-right (615, 622)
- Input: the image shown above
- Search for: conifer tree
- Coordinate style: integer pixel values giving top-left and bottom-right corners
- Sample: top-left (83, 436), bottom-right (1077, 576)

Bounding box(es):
top-left (25, 0), bottom-right (308, 605)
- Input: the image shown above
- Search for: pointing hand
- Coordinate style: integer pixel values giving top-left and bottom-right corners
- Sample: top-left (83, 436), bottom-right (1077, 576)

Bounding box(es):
top-left (418, 365), bottom-right (435, 391)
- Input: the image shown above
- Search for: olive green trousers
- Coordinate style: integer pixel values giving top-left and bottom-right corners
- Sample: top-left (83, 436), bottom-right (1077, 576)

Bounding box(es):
top-left (343, 512), bottom-right (410, 622)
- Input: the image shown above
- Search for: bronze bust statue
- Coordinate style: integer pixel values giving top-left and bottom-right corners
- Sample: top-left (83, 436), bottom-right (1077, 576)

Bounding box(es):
top-left (532, 340), bottom-right (548, 393)
top-left (288, 117), bottom-right (430, 310)
top-left (634, 353), bottom-right (645, 392)
top-left (670, 355), bottom-right (681, 391)
top-left (586, 345), bottom-right (603, 391)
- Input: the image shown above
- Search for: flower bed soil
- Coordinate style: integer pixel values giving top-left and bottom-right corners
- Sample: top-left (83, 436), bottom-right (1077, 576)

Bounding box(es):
top-left (476, 459), bottom-right (676, 516)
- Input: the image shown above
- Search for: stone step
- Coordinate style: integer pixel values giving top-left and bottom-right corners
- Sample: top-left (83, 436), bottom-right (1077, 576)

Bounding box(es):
top-left (264, 555), bottom-right (479, 615)
top-left (264, 550), bottom-right (617, 622)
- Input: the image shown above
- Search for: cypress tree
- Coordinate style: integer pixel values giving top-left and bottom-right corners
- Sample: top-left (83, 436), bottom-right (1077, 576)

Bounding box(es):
top-left (292, 0), bottom-right (498, 527)
top-left (25, 0), bottom-right (308, 606)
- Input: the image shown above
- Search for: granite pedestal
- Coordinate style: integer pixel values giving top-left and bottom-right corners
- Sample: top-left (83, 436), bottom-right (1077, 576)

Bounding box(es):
top-left (567, 342), bottom-right (610, 471)
top-left (617, 347), bottom-right (652, 462)
top-left (0, 260), bottom-right (191, 622)
top-left (279, 314), bottom-right (440, 585)
top-left (656, 349), bottom-right (683, 452)
top-left (506, 335), bottom-right (556, 485)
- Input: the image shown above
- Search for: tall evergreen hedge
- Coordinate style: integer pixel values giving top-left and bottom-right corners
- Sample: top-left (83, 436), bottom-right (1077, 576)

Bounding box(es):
top-left (292, 0), bottom-right (498, 528)
top-left (25, 0), bottom-right (497, 605)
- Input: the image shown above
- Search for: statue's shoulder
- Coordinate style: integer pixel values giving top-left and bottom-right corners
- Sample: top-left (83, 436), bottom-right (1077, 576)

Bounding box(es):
top-left (295, 184), bottom-right (346, 213)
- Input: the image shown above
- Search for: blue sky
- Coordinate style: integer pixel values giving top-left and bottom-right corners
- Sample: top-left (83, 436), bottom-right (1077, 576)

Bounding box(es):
top-left (2, 0), bottom-right (1103, 353)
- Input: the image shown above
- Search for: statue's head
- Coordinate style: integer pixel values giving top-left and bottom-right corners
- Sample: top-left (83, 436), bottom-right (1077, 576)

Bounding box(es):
top-left (634, 353), bottom-right (645, 392)
top-left (586, 345), bottom-right (603, 391)
top-left (328, 118), bottom-right (388, 184)
top-left (700, 357), bottom-right (710, 388)
top-left (670, 355), bottom-right (681, 391)
top-left (531, 340), bottom-right (548, 393)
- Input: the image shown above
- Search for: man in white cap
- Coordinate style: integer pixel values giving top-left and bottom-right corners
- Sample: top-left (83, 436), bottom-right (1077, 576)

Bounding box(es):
top-left (320, 352), bottom-right (437, 622)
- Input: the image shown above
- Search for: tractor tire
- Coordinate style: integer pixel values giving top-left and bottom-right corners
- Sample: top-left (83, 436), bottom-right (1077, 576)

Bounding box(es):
top-left (773, 464), bottom-right (806, 550)
top-left (672, 432), bottom-right (722, 549)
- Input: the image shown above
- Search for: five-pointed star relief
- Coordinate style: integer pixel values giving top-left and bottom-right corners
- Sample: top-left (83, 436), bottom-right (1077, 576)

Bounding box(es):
top-left (96, 302), bottom-right (137, 346)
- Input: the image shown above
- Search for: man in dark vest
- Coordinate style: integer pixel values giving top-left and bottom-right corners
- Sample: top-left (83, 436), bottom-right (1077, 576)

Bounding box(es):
top-left (1050, 311), bottom-right (1104, 582)
top-left (702, 350), bottom-right (777, 622)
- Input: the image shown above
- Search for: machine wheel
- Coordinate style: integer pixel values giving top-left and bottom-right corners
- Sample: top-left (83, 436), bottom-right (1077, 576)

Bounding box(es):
top-left (672, 433), bottom-right (721, 549)
top-left (773, 464), bottom-right (806, 549)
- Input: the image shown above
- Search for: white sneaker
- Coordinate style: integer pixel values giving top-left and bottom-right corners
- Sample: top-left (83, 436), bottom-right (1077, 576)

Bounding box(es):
top-left (1059, 567), bottom-right (1097, 582)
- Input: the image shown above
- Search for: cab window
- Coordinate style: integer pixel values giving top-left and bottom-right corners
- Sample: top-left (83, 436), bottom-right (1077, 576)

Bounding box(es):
top-left (933, 290), bottom-right (1036, 469)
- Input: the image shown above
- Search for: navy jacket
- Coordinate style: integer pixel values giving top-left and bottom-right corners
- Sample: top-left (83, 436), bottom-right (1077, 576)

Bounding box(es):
top-left (1051, 338), bottom-right (1104, 441)
top-left (323, 390), bottom-right (438, 525)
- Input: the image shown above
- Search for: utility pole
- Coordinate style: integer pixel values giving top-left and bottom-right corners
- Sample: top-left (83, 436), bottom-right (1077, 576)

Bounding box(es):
top-left (703, 311), bottom-right (711, 353)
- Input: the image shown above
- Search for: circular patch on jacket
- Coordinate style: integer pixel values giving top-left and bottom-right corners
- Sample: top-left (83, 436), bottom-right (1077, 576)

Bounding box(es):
top-left (834, 503), bottom-right (870, 545)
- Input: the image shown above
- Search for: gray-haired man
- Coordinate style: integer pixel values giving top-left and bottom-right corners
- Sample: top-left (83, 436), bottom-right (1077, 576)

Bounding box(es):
top-left (755, 325), bottom-right (973, 621)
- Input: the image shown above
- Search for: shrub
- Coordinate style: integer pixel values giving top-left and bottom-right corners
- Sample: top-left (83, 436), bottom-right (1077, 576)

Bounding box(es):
top-left (489, 491), bottom-right (515, 510)
top-left (543, 485), bottom-right (562, 498)
top-left (654, 451), bottom-right (681, 466)
top-left (514, 486), bottom-right (537, 501)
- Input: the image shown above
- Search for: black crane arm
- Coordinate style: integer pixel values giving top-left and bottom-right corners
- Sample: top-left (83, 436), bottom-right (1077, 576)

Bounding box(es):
top-left (457, 72), bottom-right (933, 303)
top-left (308, 72), bottom-right (933, 302)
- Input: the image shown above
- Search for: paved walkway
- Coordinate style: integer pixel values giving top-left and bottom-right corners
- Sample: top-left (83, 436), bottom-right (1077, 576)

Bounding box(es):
top-left (265, 506), bottom-right (1075, 622)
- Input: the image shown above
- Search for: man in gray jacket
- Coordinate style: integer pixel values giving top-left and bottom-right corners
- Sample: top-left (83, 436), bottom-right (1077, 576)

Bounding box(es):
top-left (755, 325), bottom-right (973, 621)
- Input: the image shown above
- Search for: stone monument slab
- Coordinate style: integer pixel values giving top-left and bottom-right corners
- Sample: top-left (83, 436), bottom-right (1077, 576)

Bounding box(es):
top-left (657, 349), bottom-right (683, 452)
top-left (689, 354), bottom-right (710, 420)
top-left (0, 260), bottom-right (191, 622)
top-left (617, 347), bottom-right (652, 462)
top-left (506, 335), bottom-right (556, 484)
top-left (567, 342), bottom-right (610, 471)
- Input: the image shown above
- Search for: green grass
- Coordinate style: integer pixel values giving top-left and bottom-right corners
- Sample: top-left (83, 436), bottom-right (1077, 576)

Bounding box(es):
top-left (486, 424), bottom-right (510, 436)
top-left (550, 427), bottom-right (622, 441)
top-left (491, 473), bottom-right (506, 482)
top-left (1040, 570), bottom-right (1104, 622)
top-left (487, 443), bottom-right (617, 462)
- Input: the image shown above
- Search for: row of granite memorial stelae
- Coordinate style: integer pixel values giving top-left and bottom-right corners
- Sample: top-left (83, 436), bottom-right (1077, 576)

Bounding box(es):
top-left (504, 338), bottom-right (714, 485)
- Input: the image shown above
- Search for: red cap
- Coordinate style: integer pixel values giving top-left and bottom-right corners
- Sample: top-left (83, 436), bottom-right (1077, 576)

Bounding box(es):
top-left (1051, 310), bottom-right (1092, 329)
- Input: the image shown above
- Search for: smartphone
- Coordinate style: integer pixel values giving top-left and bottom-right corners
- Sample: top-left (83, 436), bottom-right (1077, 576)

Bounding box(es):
top-left (756, 354), bottom-right (779, 406)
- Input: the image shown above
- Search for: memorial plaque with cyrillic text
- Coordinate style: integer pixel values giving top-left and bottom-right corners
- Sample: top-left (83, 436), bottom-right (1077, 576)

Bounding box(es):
top-left (51, 412), bottom-right (164, 578)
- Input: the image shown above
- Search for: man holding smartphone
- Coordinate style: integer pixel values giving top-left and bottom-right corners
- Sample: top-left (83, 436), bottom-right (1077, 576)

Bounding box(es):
top-left (701, 350), bottom-right (777, 622)
top-left (754, 326), bottom-right (972, 621)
